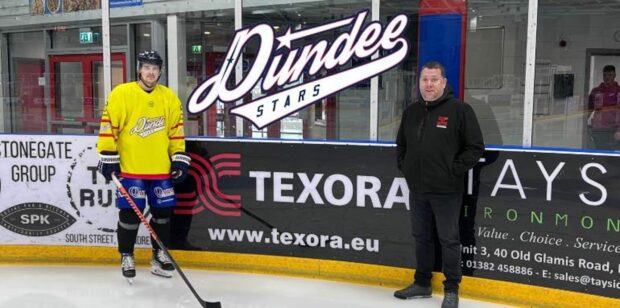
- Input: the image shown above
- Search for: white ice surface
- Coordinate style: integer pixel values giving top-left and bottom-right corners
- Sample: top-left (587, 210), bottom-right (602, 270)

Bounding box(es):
top-left (0, 265), bottom-right (513, 308)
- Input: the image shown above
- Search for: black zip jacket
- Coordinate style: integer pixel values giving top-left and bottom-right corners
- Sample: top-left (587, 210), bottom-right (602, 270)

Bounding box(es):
top-left (396, 89), bottom-right (484, 193)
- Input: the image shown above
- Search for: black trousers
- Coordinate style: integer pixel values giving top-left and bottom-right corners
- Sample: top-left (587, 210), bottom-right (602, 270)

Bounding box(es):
top-left (409, 192), bottom-right (462, 292)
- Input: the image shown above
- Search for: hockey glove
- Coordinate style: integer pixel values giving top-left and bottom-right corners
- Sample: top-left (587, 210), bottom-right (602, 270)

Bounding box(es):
top-left (98, 151), bottom-right (120, 181)
top-left (171, 152), bottom-right (191, 184)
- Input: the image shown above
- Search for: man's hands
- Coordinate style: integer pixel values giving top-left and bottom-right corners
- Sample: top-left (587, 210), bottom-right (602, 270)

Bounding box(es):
top-left (98, 151), bottom-right (120, 181)
top-left (171, 152), bottom-right (191, 184)
top-left (98, 151), bottom-right (192, 183)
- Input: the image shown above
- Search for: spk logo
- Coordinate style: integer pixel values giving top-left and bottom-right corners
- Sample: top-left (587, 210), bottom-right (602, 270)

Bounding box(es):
top-left (176, 153), bottom-right (242, 217)
top-left (187, 10), bottom-right (409, 128)
top-left (0, 202), bottom-right (76, 236)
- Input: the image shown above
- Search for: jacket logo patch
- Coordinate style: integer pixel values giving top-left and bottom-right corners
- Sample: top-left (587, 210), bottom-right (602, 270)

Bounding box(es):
top-left (436, 116), bottom-right (448, 128)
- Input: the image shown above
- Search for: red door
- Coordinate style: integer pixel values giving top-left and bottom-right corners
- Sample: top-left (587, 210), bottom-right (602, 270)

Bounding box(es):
top-left (16, 60), bottom-right (46, 132)
top-left (49, 53), bottom-right (126, 133)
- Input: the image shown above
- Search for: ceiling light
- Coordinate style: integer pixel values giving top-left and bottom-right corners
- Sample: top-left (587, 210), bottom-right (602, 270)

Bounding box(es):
top-left (251, 9), bottom-right (276, 14)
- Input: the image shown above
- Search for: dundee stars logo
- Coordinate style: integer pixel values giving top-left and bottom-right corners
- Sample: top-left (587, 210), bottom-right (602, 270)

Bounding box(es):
top-left (187, 10), bottom-right (409, 129)
top-left (130, 116), bottom-right (165, 138)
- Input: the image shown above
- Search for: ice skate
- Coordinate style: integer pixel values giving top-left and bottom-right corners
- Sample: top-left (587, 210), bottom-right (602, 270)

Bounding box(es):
top-left (121, 253), bottom-right (136, 284)
top-left (151, 249), bottom-right (174, 278)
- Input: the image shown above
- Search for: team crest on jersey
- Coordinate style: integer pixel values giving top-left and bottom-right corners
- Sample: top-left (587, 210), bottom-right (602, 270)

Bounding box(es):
top-left (130, 116), bottom-right (165, 137)
top-left (436, 116), bottom-right (448, 128)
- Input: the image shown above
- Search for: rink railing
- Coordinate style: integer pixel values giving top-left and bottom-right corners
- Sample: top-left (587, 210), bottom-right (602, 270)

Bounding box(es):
top-left (0, 135), bottom-right (619, 307)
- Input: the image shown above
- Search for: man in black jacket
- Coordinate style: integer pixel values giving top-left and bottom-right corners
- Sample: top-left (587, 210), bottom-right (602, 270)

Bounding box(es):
top-left (394, 61), bottom-right (484, 308)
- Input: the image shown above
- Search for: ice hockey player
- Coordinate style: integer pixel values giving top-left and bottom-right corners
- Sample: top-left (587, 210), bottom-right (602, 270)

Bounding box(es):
top-left (96, 50), bottom-right (190, 280)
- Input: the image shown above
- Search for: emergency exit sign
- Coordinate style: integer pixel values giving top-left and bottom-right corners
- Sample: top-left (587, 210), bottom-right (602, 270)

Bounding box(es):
top-left (79, 31), bottom-right (93, 44)
top-left (191, 45), bottom-right (202, 54)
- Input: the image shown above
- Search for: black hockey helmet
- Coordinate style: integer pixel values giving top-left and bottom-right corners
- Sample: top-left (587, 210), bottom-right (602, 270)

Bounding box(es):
top-left (137, 50), bottom-right (163, 68)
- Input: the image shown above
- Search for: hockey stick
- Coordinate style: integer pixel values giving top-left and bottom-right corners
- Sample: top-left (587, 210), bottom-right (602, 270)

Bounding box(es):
top-left (239, 207), bottom-right (275, 229)
top-left (112, 173), bottom-right (221, 308)
top-left (203, 184), bottom-right (275, 230)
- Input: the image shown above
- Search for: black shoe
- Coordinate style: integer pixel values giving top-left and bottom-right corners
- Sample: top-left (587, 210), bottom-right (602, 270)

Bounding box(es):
top-left (442, 292), bottom-right (459, 308)
top-left (394, 283), bottom-right (432, 299)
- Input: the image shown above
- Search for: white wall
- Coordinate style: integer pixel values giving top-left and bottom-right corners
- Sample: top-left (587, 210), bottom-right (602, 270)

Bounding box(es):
top-left (9, 31), bottom-right (45, 59)
top-left (465, 14), bottom-right (527, 146)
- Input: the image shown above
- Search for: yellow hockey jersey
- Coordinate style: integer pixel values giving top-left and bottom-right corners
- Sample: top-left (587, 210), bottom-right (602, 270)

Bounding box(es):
top-left (97, 82), bottom-right (186, 179)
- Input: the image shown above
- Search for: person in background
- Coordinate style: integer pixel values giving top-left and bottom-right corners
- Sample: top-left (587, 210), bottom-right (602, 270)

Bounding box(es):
top-left (96, 50), bottom-right (190, 280)
top-left (394, 61), bottom-right (484, 308)
top-left (587, 64), bottom-right (620, 150)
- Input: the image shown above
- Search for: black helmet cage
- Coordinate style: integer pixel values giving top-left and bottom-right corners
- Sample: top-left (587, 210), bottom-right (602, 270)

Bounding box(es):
top-left (137, 50), bottom-right (163, 70)
top-left (137, 50), bottom-right (163, 83)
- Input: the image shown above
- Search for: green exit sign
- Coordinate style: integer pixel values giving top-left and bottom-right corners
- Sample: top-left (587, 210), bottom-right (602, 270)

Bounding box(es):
top-left (79, 31), bottom-right (93, 44)
top-left (191, 45), bottom-right (202, 54)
